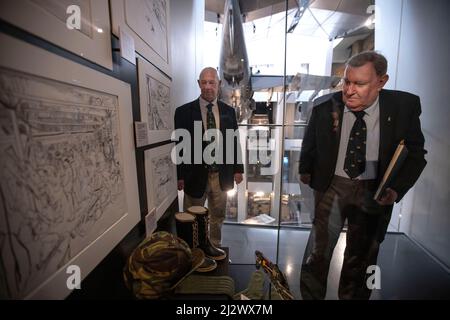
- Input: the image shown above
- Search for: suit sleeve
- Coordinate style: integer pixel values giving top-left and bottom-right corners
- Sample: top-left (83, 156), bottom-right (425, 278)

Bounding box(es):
top-left (391, 96), bottom-right (427, 202)
top-left (299, 106), bottom-right (317, 176)
top-left (231, 108), bottom-right (244, 174)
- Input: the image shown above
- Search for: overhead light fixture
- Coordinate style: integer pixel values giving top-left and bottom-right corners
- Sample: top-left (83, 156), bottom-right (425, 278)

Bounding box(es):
top-left (330, 10), bottom-right (375, 41)
top-left (249, 125), bottom-right (270, 131)
top-left (333, 38), bottom-right (344, 48)
top-left (330, 23), bottom-right (373, 41)
top-left (364, 15), bottom-right (375, 28)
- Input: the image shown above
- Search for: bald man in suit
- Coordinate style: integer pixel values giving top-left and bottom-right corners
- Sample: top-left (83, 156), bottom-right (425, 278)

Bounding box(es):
top-left (174, 67), bottom-right (244, 248)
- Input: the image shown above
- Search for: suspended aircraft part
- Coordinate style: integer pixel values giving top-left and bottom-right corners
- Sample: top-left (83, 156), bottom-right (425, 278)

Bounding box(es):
top-left (218, 88), bottom-right (249, 123)
top-left (219, 0), bottom-right (253, 123)
top-left (228, 9), bottom-right (234, 54)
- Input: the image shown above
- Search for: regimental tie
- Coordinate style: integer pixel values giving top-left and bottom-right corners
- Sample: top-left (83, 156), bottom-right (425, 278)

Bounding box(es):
top-left (206, 103), bottom-right (218, 171)
top-left (344, 111), bottom-right (366, 179)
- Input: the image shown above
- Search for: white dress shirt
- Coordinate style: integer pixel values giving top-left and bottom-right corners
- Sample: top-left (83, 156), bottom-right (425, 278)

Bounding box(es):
top-left (335, 96), bottom-right (380, 180)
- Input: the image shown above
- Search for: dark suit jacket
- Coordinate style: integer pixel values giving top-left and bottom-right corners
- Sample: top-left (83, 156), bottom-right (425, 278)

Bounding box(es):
top-left (174, 98), bottom-right (244, 198)
top-left (299, 89), bottom-right (427, 203)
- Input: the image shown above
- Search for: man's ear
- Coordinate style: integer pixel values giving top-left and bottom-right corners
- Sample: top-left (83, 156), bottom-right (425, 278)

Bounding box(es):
top-left (197, 79), bottom-right (201, 88)
top-left (379, 74), bottom-right (389, 89)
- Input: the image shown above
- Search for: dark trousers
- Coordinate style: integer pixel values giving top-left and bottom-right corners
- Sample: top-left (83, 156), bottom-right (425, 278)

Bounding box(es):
top-left (300, 175), bottom-right (389, 300)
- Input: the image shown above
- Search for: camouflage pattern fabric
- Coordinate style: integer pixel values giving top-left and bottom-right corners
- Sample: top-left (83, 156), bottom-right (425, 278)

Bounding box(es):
top-left (123, 231), bottom-right (204, 299)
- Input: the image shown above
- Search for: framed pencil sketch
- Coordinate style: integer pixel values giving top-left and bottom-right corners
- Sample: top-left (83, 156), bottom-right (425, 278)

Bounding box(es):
top-left (0, 33), bottom-right (140, 299)
top-left (144, 143), bottom-right (177, 221)
top-left (137, 57), bottom-right (173, 145)
top-left (111, 0), bottom-right (171, 76)
top-left (0, 0), bottom-right (113, 70)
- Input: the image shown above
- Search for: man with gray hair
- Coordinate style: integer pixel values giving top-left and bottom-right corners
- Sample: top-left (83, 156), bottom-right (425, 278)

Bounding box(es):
top-left (299, 51), bottom-right (427, 299)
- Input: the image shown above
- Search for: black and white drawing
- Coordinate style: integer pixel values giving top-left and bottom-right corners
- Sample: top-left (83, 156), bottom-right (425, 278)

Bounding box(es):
top-left (0, 0), bottom-right (113, 69)
top-left (144, 143), bottom-right (177, 221)
top-left (146, 74), bottom-right (170, 130)
top-left (111, 0), bottom-right (171, 75)
top-left (137, 57), bottom-right (172, 145)
top-left (0, 34), bottom-right (139, 299)
top-left (134, 0), bottom-right (168, 61)
top-left (0, 67), bottom-right (125, 299)
top-left (30, 0), bottom-right (93, 38)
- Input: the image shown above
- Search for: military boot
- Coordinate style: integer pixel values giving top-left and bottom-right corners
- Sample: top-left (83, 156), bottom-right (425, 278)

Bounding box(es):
top-left (187, 206), bottom-right (226, 261)
top-left (175, 212), bottom-right (217, 272)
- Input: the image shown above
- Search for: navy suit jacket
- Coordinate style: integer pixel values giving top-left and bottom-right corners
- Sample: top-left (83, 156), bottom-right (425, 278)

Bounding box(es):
top-left (299, 89), bottom-right (427, 203)
top-left (174, 98), bottom-right (244, 198)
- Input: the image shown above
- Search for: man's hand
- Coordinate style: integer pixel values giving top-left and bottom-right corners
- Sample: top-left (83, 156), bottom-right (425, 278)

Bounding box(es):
top-left (234, 173), bottom-right (243, 184)
top-left (177, 180), bottom-right (184, 191)
top-left (376, 188), bottom-right (398, 206)
top-left (300, 174), bottom-right (311, 185)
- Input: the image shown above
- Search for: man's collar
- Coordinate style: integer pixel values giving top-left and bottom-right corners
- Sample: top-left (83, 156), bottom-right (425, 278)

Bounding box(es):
top-left (199, 96), bottom-right (217, 108)
top-left (344, 96), bottom-right (379, 116)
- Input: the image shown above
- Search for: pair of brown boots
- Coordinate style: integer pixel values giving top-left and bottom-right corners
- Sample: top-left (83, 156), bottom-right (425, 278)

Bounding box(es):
top-left (175, 206), bottom-right (226, 272)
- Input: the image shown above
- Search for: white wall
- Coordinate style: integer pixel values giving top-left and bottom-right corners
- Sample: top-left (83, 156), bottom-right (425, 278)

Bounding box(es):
top-left (170, 0), bottom-right (205, 210)
top-left (170, 0), bottom-right (204, 108)
top-left (374, 0), bottom-right (403, 90)
top-left (374, 0), bottom-right (404, 232)
top-left (375, 0), bottom-right (450, 269)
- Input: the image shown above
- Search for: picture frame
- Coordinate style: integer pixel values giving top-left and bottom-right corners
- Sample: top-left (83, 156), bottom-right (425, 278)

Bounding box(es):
top-left (0, 33), bottom-right (140, 299)
top-left (144, 143), bottom-right (177, 221)
top-left (137, 57), bottom-right (173, 145)
top-left (0, 0), bottom-right (113, 70)
top-left (111, 0), bottom-right (171, 76)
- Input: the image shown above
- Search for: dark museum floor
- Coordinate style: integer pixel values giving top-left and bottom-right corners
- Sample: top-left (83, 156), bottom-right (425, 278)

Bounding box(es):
top-left (68, 222), bottom-right (450, 300)
top-left (223, 224), bottom-right (450, 300)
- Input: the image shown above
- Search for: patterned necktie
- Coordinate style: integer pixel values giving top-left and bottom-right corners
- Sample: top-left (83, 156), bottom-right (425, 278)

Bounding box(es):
top-left (206, 103), bottom-right (217, 170)
top-left (206, 103), bottom-right (216, 130)
top-left (344, 111), bottom-right (366, 179)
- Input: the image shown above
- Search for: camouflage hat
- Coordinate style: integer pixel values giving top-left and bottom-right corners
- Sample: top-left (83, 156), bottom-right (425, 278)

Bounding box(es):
top-left (123, 231), bottom-right (204, 299)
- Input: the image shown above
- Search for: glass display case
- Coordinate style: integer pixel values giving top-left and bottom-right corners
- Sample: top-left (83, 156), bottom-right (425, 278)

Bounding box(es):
top-left (204, 1), bottom-right (345, 270)
top-left (225, 91), bottom-right (316, 228)
top-left (200, 0), bottom-right (383, 298)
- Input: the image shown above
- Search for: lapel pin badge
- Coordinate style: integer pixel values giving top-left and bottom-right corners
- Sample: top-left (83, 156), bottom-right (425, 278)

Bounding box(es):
top-left (388, 116), bottom-right (391, 122)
